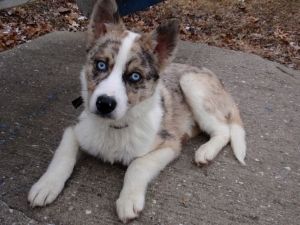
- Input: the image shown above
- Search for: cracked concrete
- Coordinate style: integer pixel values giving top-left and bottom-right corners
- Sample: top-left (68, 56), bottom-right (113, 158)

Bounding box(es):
top-left (0, 31), bottom-right (300, 225)
top-left (0, 200), bottom-right (37, 225)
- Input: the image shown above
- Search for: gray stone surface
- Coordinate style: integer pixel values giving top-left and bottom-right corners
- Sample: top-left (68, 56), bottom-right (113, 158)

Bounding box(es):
top-left (0, 0), bottom-right (30, 9)
top-left (0, 200), bottom-right (38, 225)
top-left (0, 31), bottom-right (300, 225)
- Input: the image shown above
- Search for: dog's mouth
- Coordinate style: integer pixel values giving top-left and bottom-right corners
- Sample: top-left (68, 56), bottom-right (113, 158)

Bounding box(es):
top-left (109, 124), bottom-right (129, 129)
top-left (95, 110), bottom-right (115, 119)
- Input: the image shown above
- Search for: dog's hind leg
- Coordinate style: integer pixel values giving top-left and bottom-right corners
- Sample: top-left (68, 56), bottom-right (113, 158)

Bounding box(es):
top-left (28, 126), bottom-right (79, 207)
top-left (180, 69), bottom-right (246, 165)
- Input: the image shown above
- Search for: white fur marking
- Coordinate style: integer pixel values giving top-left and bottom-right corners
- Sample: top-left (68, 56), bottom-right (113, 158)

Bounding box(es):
top-left (116, 147), bottom-right (177, 222)
top-left (75, 86), bottom-right (163, 165)
top-left (180, 73), bottom-right (231, 164)
top-left (230, 124), bottom-right (246, 165)
top-left (28, 127), bottom-right (79, 206)
top-left (80, 68), bottom-right (89, 109)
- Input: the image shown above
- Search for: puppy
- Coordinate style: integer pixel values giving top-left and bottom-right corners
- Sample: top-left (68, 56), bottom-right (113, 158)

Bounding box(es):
top-left (28, 0), bottom-right (246, 223)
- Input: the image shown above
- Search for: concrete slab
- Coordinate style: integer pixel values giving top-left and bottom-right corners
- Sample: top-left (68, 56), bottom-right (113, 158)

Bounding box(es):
top-left (0, 31), bottom-right (299, 225)
top-left (0, 0), bottom-right (31, 9)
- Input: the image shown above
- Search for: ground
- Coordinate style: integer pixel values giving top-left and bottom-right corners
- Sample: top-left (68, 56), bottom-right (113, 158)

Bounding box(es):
top-left (0, 31), bottom-right (299, 225)
top-left (0, 0), bottom-right (299, 69)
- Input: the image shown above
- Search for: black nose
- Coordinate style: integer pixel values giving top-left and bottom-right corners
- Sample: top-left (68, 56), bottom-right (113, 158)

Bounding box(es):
top-left (96, 95), bottom-right (117, 115)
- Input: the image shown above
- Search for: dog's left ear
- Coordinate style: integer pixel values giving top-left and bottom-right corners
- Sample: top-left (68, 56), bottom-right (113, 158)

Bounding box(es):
top-left (152, 19), bottom-right (179, 69)
top-left (87, 0), bottom-right (122, 51)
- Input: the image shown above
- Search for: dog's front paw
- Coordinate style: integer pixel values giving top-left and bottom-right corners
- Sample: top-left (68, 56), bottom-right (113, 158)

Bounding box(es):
top-left (116, 192), bottom-right (145, 223)
top-left (28, 175), bottom-right (64, 207)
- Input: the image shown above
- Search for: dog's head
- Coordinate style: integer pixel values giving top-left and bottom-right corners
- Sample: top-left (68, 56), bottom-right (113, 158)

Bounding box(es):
top-left (81, 0), bottom-right (179, 121)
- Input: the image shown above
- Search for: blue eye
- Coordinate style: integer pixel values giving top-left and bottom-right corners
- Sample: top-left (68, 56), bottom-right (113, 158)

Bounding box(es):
top-left (128, 72), bottom-right (142, 83)
top-left (96, 60), bottom-right (108, 72)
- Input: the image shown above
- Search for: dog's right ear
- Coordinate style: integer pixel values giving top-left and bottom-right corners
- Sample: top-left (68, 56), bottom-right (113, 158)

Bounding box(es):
top-left (87, 0), bottom-right (122, 51)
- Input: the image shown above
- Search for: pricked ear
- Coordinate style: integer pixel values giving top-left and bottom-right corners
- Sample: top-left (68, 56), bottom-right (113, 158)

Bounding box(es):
top-left (87, 0), bottom-right (122, 51)
top-left (152, 19), bottom-right (179, 69)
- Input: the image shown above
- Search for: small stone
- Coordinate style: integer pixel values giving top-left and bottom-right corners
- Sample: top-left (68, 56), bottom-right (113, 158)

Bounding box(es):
top-left (58, 7), bottom-right (71, 14)
top-left (85, 209), bottom-right (92, 215)
top-left (284, 166), bottom-right (291, 171)
top-left (9, 209), bottom-right (13, 213)
top-left (152, 199), bottom-right (157, 204)
top-left (68, 206), bottom-right (74, 211)
top-left (235, 180), bottom-right (243, 184)
top-left (78, 16), bottom-right (87, 21)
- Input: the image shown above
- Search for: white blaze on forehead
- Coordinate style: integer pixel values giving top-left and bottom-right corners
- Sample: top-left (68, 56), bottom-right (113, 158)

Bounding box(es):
top-left (89, 31), bottom-right (140, 119)
top-left (112, 31), bottom-right (140, 74)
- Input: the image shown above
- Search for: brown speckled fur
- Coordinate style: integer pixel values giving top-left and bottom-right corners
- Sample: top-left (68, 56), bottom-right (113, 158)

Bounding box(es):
top-left (151, 63), bottom-right (243, 154)
top-left (84, 27), bottom-right (243, 155)
top-left (83, 0), bottom-right (245, 162)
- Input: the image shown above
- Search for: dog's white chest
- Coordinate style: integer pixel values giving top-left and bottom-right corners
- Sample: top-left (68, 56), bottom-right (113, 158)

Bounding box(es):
top-left (74, 106), bottom-right (162, 165)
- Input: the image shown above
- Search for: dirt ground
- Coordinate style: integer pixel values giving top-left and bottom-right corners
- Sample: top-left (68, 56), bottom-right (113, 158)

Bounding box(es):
top-left (0, 0), bottom-right (299, 69)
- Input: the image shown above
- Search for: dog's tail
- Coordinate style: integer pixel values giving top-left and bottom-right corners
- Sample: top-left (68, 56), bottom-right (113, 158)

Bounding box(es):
top-left (229, 110), bottom-right (246, 165)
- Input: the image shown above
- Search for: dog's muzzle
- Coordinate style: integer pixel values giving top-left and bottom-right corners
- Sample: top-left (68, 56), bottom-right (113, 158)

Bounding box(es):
top-left (96, 95), bottom-right (117, 117)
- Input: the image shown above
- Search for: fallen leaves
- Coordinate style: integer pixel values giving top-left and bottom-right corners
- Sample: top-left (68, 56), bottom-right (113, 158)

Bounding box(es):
top-left (0, 0), bottom-right (299, 69)
top-left (124, 0), bottom-right (300, 69)
top-left (57, 6), bottom-right (71, 14)
top-left (0, 0), bottom-right (87, 51)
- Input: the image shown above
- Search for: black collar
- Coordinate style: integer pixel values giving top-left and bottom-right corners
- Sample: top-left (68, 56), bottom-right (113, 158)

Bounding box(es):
top-left (72, 96), bottom-right (83, 108)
